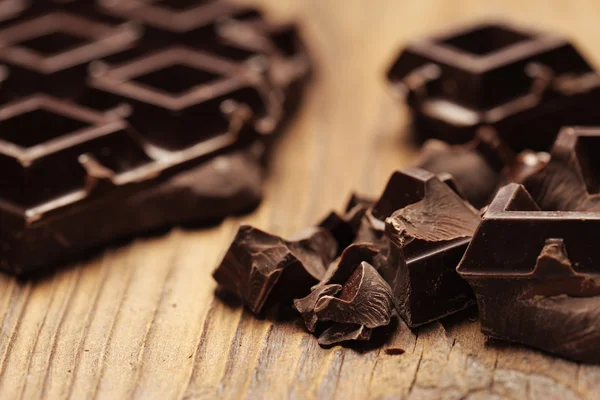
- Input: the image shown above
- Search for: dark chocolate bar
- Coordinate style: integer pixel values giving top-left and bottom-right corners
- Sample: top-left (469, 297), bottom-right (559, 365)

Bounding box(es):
top-left (457, 184), bottom-right (600, 363)
top-left (387, 20), bottom-right (600, 151)
top-left (0, 0), bottom-right (310, 274)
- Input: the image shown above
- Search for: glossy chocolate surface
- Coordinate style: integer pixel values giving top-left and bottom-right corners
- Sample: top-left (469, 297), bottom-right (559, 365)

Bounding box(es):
top-left (457, 184), bottom-right (600, 363)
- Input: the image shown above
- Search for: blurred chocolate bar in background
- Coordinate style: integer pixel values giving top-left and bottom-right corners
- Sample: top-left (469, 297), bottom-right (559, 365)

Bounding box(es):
top-left (0, 0), bottom-right (311, 274)
top-left (388, 20), bottom-right (600, 151)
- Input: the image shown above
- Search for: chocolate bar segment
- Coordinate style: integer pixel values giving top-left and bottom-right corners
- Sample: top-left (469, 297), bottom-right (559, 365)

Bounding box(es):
top-left (0, 0), bottom-right (310, 274)
top-left (0, 94), bottom-right (268, 274)
top-left (388, 20), bottom-right (600, 151)
top-left (457, 184), bottom-right (600, 363)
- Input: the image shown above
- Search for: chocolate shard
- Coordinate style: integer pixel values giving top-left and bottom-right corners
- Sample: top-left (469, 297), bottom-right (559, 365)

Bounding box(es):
top-left (457, 184), bottom-right (600, 362)
top-left (318, 243), bottom-right (382, 287)
top-left (415, 128), bottom-right (514, 208)
top-left (383, 316), bottom-right (416, 355)
top-left (287, 227), bottom-right (339, 279)
top-left (318, 197), bottom-right (369, 253)
top-left (380, 168), bottom-right (479, 327)
top-left (499, 150), bottom-right (550, 188)
top-left (523, 127), bottom-right (600, 212)
top-left (293, 284), bottom-right (342, 332)
top-left (345, 192), bottom-right (375, 212)
top-left (387, 20), bottom-right (600, 151)
top-left (213, 225), bottom-right (336, 313)
top-left (314, 262), bottom-right (396, 329)
top-left (317, 323), bottom-right (372, 346)
top-left (385, 176), bottom-right (480, 245)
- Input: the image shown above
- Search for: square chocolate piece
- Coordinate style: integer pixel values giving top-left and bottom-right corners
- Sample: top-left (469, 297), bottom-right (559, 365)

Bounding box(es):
top-left (88, 46), bottom-right (278, 150)
top-left (388, 21), bottom-right (600, 150)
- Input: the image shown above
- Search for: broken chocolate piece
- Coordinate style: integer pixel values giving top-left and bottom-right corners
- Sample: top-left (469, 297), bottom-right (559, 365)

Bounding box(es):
top-left (318, 195), bottom-right (369, 253)
top-left (382, 168), bottom-right (479, 327)
top-left (213, 225), bottom-right (336, 313)
top-left (314, 262), bottom-right (396, 329)
top-left (345, 192), bottom-right (375, 212)
top-left (293, 284), bottom-right (342, 332)
top-left (383, 316), bottom-right (416, 355)
top-left (499, 149), bottom-right (550, 188)
top-left (0, 0), bottom-right (311, 273)
top-left (388, 20), bottom-right (600, 151)
top-left (318, 243), bottom-right (381, 287)
top-left (416, 128), bottom-right (514, 208)
top-left (457, 184), bottom-right (600, 363)
top-left (523, 127), bottom-right (600, 212)
top-left (317, 323), bottom-right (372, 346)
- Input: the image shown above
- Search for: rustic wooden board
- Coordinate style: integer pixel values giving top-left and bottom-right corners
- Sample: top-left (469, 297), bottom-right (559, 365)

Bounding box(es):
top-left (1, 0), bottom-right (600, 399)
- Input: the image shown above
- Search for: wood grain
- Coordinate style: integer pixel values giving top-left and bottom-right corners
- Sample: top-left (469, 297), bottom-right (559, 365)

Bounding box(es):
top-left (2, 1), bottom-right (600, 398)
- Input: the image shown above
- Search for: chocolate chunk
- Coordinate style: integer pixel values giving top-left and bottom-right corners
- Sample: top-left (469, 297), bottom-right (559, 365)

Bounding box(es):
top-left (318, 195), bottom-right (369, 253)
top-left (317, 323), bottom-right (372, 346)
top-left (0, 0), bottom-right (310, 273)
top-left (523, 127), bottom-right (600, 212)
top-left (213, 225), bottom-right (336, 313)
top-left (457, 184), bottom-right (600, 363)
top-left (416, 129), bottom-right (514, 208)
top-left (345, 192), bottom-right (375, 212)
top-left (382, 169), bottom-right (479, 327)
top-left (314, 262), bottom-right (396, 329)
top-left (293, 284), bottom-right (342, 333)
top-left (387, 20), bottom-right (600, 151)
top-left (318, 243), bottom-right (382, 287)
top-left (498, 149), bottom-right (550, 195)
top-left (383, 316), bottom-right (416, 355)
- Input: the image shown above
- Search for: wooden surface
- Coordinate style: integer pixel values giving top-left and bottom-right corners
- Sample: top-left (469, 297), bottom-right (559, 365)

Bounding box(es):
top-left (2, 1), bottom-right (600, 399)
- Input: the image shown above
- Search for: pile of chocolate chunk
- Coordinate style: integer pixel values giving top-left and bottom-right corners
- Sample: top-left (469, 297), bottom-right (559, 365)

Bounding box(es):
top-left (213, 21), bottom-right (600, 363)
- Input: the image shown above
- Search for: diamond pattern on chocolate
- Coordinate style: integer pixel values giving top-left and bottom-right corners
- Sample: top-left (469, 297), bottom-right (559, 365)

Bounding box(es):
top-left (0, 0), bottom-right (309, 274)
top-left (89, 46), bottom-right (279, 150)
top-left (387, 20), bottom-right (600, 150)
top-left (0, 12), bottom-right (139, 73)
top-left (0, 94), bottom-right (151, 207)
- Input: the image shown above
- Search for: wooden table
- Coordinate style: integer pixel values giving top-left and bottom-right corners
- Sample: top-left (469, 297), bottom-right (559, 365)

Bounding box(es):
top-left (2, 1), bottom-right (600, 399)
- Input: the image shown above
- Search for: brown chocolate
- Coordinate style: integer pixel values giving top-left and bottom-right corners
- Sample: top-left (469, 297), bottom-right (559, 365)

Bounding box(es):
top-left (381, 169), bottom-right (479, 327)
top-left (314, 262), bottom-right (396, 329)
top-left (317, 243), bottom-right (382, 287)
top-left (318, 195), bottom-right (370, 253)
top-left (416, 128), bottom-right (514, 208)
top-left (0, 0), bottom-right (310, 274)
top-left (457, 184), bottom-right (600, 363)
top-left (213, 225), bottom-right (336, 313)
top-left (293, 284), bottom-right (342, 333)
top-left (499, 149), bottom-right (549, 187)
top-left (523, 127), bottom-right (600, 212)
top-left (388, 20), bottom-right (600, 151)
